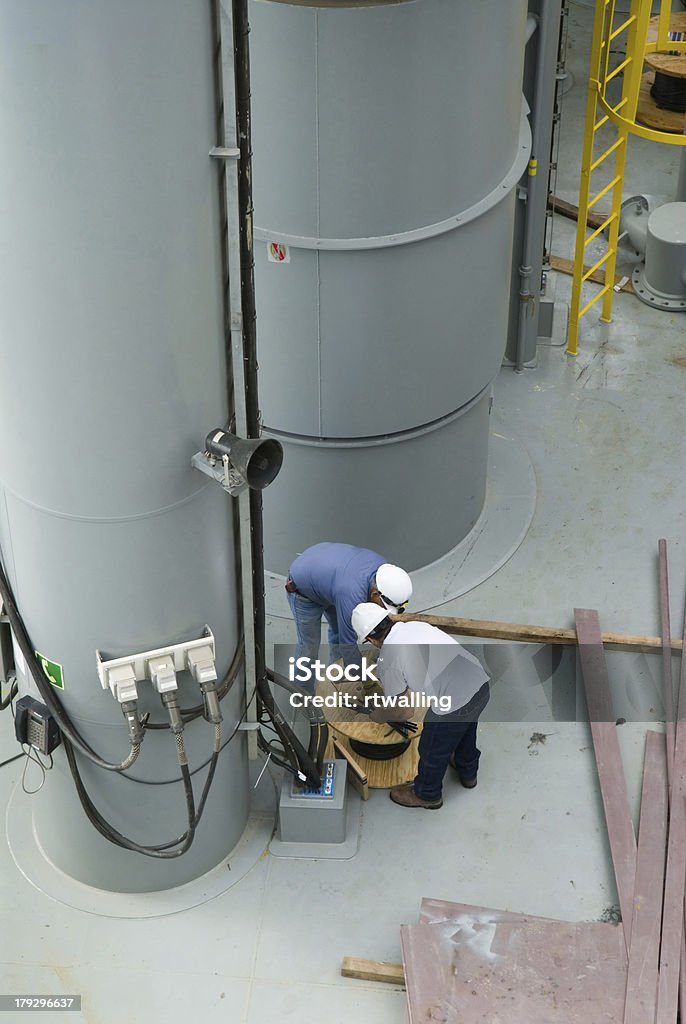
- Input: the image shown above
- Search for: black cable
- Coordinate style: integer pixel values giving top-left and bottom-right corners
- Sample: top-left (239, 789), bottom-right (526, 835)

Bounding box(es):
top-left (229, 0), bottom-right (320, 791)
top-left (0, 557), bottom-right (138, 771)
top-left (0, 752), bottom-right (25, 769)
top-left (651, 70), bottom-right (686, 112)
top-left (258, 664), bottom-right (320, 786)
top-left (314, 714), bottom-right (328, 772)
top-left (120, 682), bottom-right (256, 786)
top-left (349, 738), bottom-right (411, 761)
top-left (0, 524), bottom-right (243, 794)
top-left (0, 543), bottom-right (238, 855)
top-left (266, 668), bottom-right (328, 775)
top-left (0, 678), bottom-right (18, 711)
top-left (256, 732), bottom-right (301, 776)
top-left (64, 729), bottom-right (201, 859)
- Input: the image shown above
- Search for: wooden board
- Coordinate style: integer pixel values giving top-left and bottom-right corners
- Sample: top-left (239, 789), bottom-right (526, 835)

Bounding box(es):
top-left (575, 608), bottom-right (637, 951)
top-left (646, 13), bottom-right (686, 77)
top-left (548, 194), bottom-right (608, 230)
top-left (419, 898), bottom-right (559, 928)
top-left (659, 539), bottom-right (676, 787)
top-left (318, 675), bottom-right (422, 789)
top-left (637, 73), bottom-right (685, 134)
top-left (656, 630), bottom-right (686, 1024)
top-left (656, 719), bottom-right (686, 1024)
top-left (332, 738), bottom-right (369, 800)
top-left (550, 254), bottom-right (635, 293)
top-left (624, 731), bottom-right (668, 1024)
top-left (340, 957), bottom-right (405, 986)
top-left (401, 918), bottom-right (627, 1024)
top-left (400, 612), bottom-right (684, 655)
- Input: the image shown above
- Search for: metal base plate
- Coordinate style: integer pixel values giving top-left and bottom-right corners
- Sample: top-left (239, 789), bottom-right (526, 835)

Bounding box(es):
top-left (266, 419), bottom-right (536, 615)
top-left (5, 765), bottom-right (277, 919)
top-left (632, 263), bottom-right (686, 311)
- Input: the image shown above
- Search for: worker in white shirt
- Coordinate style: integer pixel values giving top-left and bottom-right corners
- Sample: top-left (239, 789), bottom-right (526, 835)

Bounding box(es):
top-left (351, 603), bottom-right (490, 809)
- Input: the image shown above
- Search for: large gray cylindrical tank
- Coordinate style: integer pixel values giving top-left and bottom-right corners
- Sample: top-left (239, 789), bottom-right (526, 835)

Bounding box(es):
top-left (0, 0), bottom-right (248, 891)
top-left (249, 0), bottom-right (530, 573)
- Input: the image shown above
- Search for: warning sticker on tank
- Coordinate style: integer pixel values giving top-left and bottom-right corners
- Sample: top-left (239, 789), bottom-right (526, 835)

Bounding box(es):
top-left (268, 241), bottom-right (290, 264)
top-left (35, 652), bottom-right (65, 690)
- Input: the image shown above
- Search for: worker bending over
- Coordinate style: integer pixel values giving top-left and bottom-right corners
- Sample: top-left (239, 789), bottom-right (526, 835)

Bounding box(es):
top-left (352, 603), bottom-right (490, 810)
top-left (286, 543), bottom-right (412, 669)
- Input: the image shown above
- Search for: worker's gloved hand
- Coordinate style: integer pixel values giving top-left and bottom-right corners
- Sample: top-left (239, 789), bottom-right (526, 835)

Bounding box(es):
top-left (386, 720), bottom-right (419, 738)
top-left (349, 698), bottom-right (373, 716)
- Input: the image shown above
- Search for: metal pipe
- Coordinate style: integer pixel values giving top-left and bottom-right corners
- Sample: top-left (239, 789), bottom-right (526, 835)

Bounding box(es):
top-left (231, 0), bottom-right (269, 709)
top-left (515, 0), bottom-right (563, 372)
top-left (212, 0), bottom-right (259, 754)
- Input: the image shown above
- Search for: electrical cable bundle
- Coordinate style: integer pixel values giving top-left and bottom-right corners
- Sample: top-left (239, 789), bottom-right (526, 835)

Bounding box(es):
top-left (228, 0), bottom-right (322, 794)
top-left (0, 557), bottom-right (143, 772)
top-left (0, 677), bottom-right (18, 711)
top-left (650, 70), bottom-right (686, 112)
top-left (349, 737), bottom-right (411, 761)
top-left (0, 550), bottom-right (246, 857)
top-left (259, 669), bottom-right (328, 783)
top-left (63, 721), bottom-right (225, 859)
top-left (255, 666), bottom-right (322, 787)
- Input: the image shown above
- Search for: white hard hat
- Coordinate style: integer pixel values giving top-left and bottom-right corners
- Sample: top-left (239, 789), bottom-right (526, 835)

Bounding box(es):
top-left (375, 564), bottom-right (412, 611)
top-left (352, 603), bottom-right (391, 643)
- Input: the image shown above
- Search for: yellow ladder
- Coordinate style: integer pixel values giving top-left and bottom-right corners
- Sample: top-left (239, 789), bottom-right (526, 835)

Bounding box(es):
top-left (567, 0), bottom-right (653, 356)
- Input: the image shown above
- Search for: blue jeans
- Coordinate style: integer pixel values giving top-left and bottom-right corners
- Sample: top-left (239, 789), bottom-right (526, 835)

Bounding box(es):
top-left (414, 683), bottom-right (490, 802)
top-left (287, 591), bottom-right (343, 665)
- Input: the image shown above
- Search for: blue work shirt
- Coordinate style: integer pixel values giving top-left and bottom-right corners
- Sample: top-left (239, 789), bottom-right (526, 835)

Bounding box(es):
top-left (289, 543), bottom-right (385, 661)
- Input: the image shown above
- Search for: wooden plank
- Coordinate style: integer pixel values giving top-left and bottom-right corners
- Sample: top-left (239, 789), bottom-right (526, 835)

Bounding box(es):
top-left (645, 12), bottom-right (686, 77)
top-left (624, 731), bottom-right (668, 1024)
top-left (656, 731), bottom-right (686, 1024)
top-left (332, 738), bottom-right (369, 800)
top-left (400, 612), bottom-right (683, 655)
top-left (575, 608), bottom-right (637, 951)
top-left (548, 194), bottom-right (607, 230)
top-left (418, 898), bottom-right (558, 927)
top-left (340, 957), bottom-right (405, 986)
top-left (550, 254), bottom-right (635, 293)
top-left (656, 591), bottom-right (686, 1024)
top-left (659, 539), bottom-right (676, 787)
top-left (401, 918), bottom-right (627, 1024)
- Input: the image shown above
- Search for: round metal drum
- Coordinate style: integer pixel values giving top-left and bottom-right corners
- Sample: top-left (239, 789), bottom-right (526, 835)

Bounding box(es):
top-left (249, 0), bottom-right (531, 572)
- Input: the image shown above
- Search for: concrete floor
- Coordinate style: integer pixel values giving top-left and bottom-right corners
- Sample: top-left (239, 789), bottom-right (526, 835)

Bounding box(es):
top-left (2, 4), bottom-right (686, 1021)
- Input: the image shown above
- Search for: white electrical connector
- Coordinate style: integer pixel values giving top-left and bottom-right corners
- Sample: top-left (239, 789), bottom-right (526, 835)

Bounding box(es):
top-left (106, 664), bottom-right (138, 704)
top-left (186, 645), bottom-right (217, 686)
top-left (96, 628), bottom-right (216, 701)
top-left (147, 655), bottom-right (178, 694)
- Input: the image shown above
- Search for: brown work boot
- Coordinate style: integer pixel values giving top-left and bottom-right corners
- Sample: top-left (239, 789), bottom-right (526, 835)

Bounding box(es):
top-left (448, 754), bottom-right (477, 789)
top-left (389, 783), bottom-right (442, 809)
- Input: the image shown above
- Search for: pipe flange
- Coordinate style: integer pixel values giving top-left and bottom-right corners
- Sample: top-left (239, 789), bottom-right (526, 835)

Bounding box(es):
top-left (632, 263), bottom-right (686, 311)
